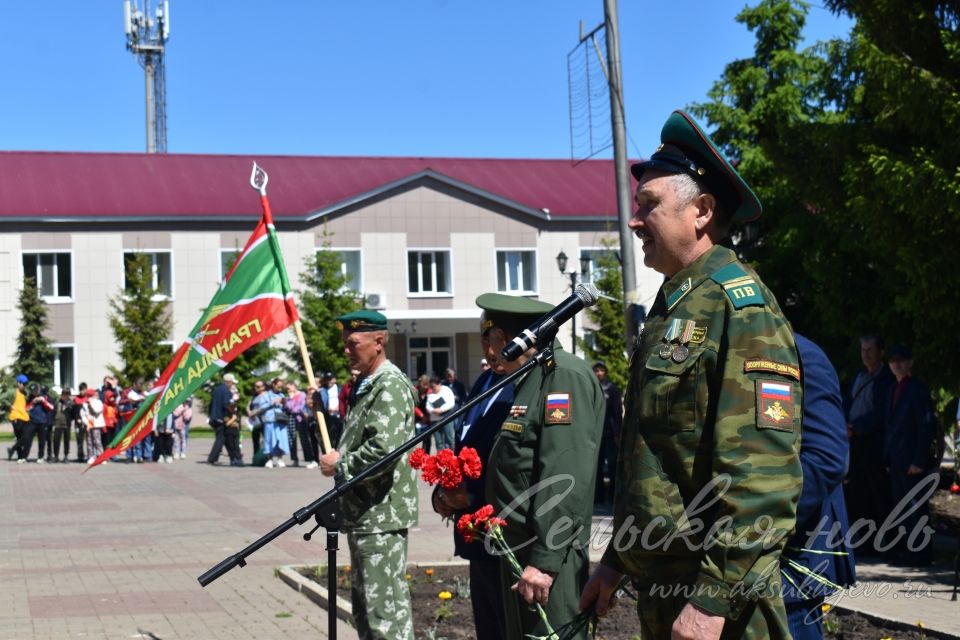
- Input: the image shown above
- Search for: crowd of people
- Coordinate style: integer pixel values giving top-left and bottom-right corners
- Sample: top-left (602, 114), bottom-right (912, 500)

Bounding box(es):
top-left (6, 374), bottom-right (192, 465)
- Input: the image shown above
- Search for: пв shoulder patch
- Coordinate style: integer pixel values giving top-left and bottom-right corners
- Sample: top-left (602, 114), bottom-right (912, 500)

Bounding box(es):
top-left (710, 263), bottom-right (765, 309)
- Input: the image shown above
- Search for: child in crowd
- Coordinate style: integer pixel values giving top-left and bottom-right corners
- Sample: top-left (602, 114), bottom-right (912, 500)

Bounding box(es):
top-left (224, 402), bottom-right (243, 467)
top-left (172, 399), bottom-right (193, 460)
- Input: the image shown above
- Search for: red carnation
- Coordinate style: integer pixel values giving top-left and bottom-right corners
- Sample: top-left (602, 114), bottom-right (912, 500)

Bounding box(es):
top-left (408, 447), bottom-right (428, 470)
top-left (420, 456), bottom-right (442, 485)
top-left (471, 504), bottom-right (495, 525)
top-left (435, 448), bottom-right (464, 489)
top-left (458, 446), bottom-right (482, 480)
top-left (457, 514), bottom-right (476, 543)
top-left (485, 516), bottom-right (508, 531)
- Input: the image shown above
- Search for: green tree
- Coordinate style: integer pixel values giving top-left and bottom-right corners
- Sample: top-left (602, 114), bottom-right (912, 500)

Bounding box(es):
top-left (580, 242), bottom-right (628, 391)
top-left (285, 229), bottom-right (362, 383)
top-left (12, 278), bottom-right (56, 385)
top-left (690, 0), bottom-right (960, 391)
top-left (108, 253), bottom-right (173, 387)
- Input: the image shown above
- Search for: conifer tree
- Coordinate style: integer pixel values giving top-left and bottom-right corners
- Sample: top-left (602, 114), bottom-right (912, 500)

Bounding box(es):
top-left (12, 277), bottom-right (56, 384)
top-left (580, 242), bottom-right (628, 391)
top-left (108, 253), bottom-right (173, 387)
top-left (287, 229), bottom-right (362, 381)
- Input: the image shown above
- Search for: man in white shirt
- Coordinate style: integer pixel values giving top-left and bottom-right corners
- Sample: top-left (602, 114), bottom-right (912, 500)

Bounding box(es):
top-left (425, 376), bottom-right (456, 451)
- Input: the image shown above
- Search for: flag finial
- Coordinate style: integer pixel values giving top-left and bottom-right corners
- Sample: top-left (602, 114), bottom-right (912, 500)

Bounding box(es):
top-left (250, 162), bottom-right (268, 196)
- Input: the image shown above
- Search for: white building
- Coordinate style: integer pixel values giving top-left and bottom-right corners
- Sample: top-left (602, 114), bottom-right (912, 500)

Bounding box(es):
top-left (0, 151), bottom-right (660, 389)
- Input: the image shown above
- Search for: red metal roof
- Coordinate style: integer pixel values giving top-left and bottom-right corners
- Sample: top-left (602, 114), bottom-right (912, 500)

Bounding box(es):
top-left (0, 151), bottom-right (633, 221)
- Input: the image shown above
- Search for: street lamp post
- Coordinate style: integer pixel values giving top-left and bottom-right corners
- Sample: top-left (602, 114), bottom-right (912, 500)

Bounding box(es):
top-left (556, 250), bottom-right (591, 356)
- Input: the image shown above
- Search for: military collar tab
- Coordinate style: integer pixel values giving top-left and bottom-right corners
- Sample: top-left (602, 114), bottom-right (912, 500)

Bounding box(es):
top-left (665, 277), bottom-right (693, 312)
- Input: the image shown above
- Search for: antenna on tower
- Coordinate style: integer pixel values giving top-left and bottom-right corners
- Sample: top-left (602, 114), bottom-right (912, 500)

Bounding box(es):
top-left (123, 0), bottom-right (170, 153)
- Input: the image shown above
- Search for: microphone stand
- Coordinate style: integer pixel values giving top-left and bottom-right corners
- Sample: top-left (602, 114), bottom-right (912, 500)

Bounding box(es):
top-left (197, 339), bottom-right (558, 640)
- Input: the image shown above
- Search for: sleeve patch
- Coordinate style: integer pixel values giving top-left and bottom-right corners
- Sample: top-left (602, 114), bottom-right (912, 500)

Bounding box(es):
top-left (756, 380), bottom-right (797, 432)
top-left (544, 392), bottom-right (572, 425)
top-left (501, 421), bottom-right (524, 433)
top-left (722, 278), bottom-right (764, 308)
top-left (744, 359), bottom-right (801, 381)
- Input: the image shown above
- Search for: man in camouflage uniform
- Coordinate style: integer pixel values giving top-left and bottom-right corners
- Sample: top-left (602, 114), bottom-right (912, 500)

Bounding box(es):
top-left (479, 293), bottom-right (605, 640)
top-left (319, 310), bottom-right (418, 640)
top-left (580, 110), bottom-right (803, 639)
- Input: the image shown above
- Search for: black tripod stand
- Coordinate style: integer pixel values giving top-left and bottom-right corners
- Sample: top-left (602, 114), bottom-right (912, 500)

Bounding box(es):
top-left (198, 343), bottom-right (557, 640)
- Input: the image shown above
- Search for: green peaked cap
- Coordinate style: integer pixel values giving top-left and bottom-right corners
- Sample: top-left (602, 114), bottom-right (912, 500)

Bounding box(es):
top-left (475, 293), bottom-right (553, 334)
top-left (631, 110), bottom-right (762, 223)
top-left (335, 309), bottom-right (388, 332)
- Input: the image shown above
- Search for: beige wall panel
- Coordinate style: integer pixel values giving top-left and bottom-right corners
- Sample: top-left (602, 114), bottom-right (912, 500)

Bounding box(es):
top-left (46, 304), bottom-right (74, 344)
top-left (0, 235), bottom-right (22, 363)
top-left (122, 231), bottom-right (171, 250)
top-left (170, 233), bottom-right (222, 343)
top-left (72, 234), bottom-right (124, 385)
top-left (20, 233), bottom-right (71, 251)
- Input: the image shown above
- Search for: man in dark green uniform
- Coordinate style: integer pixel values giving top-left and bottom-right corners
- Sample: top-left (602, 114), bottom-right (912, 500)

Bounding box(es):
top-left (479, 293), bottom-right (605, 640)
top-left (580, 110), bottom-right (803, 639)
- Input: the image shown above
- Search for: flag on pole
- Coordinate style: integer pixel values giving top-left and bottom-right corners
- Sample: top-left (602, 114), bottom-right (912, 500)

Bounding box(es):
top-left (87, 163), bottom-right (299, 469)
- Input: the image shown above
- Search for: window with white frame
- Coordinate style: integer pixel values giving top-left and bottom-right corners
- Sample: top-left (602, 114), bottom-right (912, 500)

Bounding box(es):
top-left (124, 251), bottom-right (173, 298)
top-left (407, 250), bottom-right (451, 295)
top-left (496, 250), bottom-right (537, 294)
top-left (220, 249), bottom-right (241, 282)
top-left (22, 252), bottom-right (72, 300)
top-left (330, 249), bottom-right (362, 292)
top-left (580, 248), bottom-right (619, 284)
top-left (52, 345), bottom-right (76, 390)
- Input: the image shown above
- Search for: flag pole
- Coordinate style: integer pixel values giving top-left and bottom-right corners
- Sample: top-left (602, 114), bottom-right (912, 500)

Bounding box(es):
top-left (251, 163), bottom-right (333, 454)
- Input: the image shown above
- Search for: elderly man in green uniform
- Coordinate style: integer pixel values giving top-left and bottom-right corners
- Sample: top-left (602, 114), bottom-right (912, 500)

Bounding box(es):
top-left (579, 111), bottom-right (803, 639)
top-left (478, 293), bottom-right (605, 640)
top-left (319, 310), bottom-right (418, 640)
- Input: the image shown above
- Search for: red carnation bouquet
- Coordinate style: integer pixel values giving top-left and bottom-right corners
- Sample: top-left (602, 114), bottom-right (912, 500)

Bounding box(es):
top-left (408, 446), bottom-right (482, 489)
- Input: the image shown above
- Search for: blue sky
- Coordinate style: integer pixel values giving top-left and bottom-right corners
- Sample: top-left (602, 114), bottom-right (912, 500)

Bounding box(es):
top-left (1, 1), bottom-right (852, 160)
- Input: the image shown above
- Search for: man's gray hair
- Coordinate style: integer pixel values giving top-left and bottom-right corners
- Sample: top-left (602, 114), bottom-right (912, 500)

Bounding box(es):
top-left (668, 173), bottom-right (704, 208)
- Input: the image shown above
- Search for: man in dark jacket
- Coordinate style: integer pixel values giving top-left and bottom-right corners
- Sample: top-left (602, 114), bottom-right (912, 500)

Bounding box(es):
top-left (592, 360), bottom-right (623, 504)
top-left (783, 335), bottom-right (856, 639)
top-left (844, 334), bottom-right (896, 553)
top-left (882, 345), bottom-right (936, 566)
top-left (433, 336), bottom-right (515, 639)
top-left (206, 373), bottom-right (237, 465)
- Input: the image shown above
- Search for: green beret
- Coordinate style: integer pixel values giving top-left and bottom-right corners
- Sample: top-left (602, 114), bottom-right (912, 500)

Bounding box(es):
top-left (476, 293), bottom-right (553, 335)
top-left (335, 309), bottom-right (388, 332)
top-left (631, 110), bottom-right (762, 223)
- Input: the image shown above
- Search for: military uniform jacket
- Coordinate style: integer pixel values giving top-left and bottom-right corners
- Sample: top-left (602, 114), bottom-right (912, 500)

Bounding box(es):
top-left (606, 245), bottom-right (802, 620)
top-left (336, 359), bottom-right (419, 534)
top-left (486, 346), bottom-right (605, 573)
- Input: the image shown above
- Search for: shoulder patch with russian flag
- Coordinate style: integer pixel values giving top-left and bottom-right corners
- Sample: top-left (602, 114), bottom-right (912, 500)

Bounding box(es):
top-left (756, 380), bottom-right (796, 432)
top-left (544, 392), bottom-right (572, 425)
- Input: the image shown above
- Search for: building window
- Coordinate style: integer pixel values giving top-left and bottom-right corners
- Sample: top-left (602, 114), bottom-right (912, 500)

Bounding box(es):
top-left (580, 248), bottom-right (618, 284)
top-left (408, 336), bottom-right (452, 379)
top-left (52, 345), bottom-right (75, 390)
top-left (408, 250), bottom-right (451, 295)
top-left (124, 251), bottom-right (173, 298)
top-left (496, 250), bottom-right (537, 294)
top-left (330, 249), bottom-right (362, 292)
top-left (220, 249), bottom-right (241, 282)
top-left (22, 252), bottom-right (72, 300)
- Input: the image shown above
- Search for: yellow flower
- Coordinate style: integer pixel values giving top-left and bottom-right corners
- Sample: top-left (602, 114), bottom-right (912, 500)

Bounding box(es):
top-left (344, 565), bottom-right (351, 573)
top-left (918, 621), bottom-right (925, 629)
top-left (405, 573), bottom-right (412, 580)
top-left (821, 604), bottom-right (831, 614)
top-left (424, 568), bottom-right (434, 576)
top-left (438, 591), bottom-right (453, 600)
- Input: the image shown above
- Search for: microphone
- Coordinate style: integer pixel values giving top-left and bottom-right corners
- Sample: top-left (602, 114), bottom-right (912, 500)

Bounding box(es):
top-left (501, 283), bottom-right (600, 362)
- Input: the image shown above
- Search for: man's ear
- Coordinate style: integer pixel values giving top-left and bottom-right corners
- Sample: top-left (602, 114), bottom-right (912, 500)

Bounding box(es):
top-left (694, 193), bottom-right (717, 232)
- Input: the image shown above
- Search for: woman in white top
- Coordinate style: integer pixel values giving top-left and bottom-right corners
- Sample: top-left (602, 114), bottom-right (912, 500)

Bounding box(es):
top-left (425, 376), bottom-right (456, 451)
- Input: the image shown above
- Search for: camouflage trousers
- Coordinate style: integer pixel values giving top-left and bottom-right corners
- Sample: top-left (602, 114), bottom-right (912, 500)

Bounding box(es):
top-left (346, 529), bottom-right (413, 640)
top-left (633, 577), bottom-right (792, 639)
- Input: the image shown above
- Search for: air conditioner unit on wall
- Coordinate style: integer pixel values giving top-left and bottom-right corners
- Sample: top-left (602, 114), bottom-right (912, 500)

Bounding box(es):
top-left (365, 292), bottom-right (387, 309)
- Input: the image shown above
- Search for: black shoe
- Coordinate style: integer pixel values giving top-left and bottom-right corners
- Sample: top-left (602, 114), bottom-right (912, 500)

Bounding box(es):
top-left (7, 446), bottom-right (14, 461)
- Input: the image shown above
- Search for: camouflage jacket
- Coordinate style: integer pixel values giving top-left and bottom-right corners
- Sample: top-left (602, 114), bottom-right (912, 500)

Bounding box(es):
top-left (486, 345), bottom-right (605, 572)
top-left (336, 359), bottom-right (419, 534)
top-left (605, 245), bottom-right (802, 620)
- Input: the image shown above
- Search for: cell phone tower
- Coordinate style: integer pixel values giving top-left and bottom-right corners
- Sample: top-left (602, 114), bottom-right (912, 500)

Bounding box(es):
top-left (124, 0), bottom-right (170, 153)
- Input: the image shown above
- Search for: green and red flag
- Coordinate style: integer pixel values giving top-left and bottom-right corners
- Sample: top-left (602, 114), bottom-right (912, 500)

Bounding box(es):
top-left (87, 163), bottom-right (299, 469)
